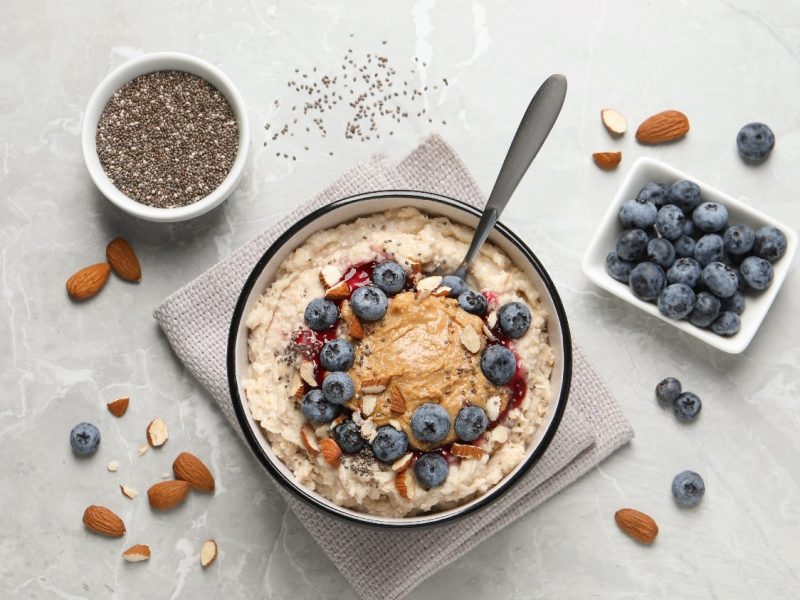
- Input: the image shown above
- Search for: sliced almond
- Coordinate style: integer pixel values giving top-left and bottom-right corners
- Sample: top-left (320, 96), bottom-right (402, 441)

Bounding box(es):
top-left (460, 325), bottom-right (482, 354)
top-left (323, 280), bottom-right (350, 301)
top-left (300, 424), bottom-right (320, 457)
top-left (137, 443), bottom-right (149, 456)
top-left (122, 544), bottom-right (151, 562)
top-left (361, 394), bottom-right (377, 416)
top-left (491, 425), bottom-right (509, 444)
top-left (391, 452), bottom-right (413, 472)
top-left (107, 396), bottom-right (129, 418)
top-left (389, 385), bottom-right (406, 414)
top-left (486, 311), bottom-right (498, 329)
top-left (409, 260), bottom-right (423, 274)
top-left (388, 419), bottom-right (403, 431)
top-left (120, 485), bottom-right (138, 499)
top-left (200, 539), bottom-right (218, 568)
top-left (592, 151), bottom-right (622, 171)
top-left (107, 460), bottom-right (119, 473)
top-left (431, 286), bottom-right (452, 298)
top-left (395, 469), bottom-right (416, 500)
top-left (601, 108), bottom-right (627, 136)
top-left (416, 275), bottom-right (442, 297)
top-left (451, 443), bottom-right (485, 459)
top-left (341, 300), bottom-right (365, 339)
top-left (146, 417), bottom-right (168, 448)
top-left (360, 418), bottom-right (378, 442)
top-left (319, 438), bottom-right (341, 468)
top-left (299, 361), bottom-right (317, 387)
top-left (485, 396), bottom-right (502, 421)
top-left (360, 377), bottom-right (390, 395)
top-left (319, 265), bottom-right (342, 288)
top-left (289, 373), bottom-right (304, 400)
top-left (482, 323), bottom-right (497, 342)
top-left (331, 414), bottom-right (347, 429)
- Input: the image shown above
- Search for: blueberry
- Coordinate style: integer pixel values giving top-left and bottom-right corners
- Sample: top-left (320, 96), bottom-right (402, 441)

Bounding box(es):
top-left (441, 275), bottom-right (468, 298)
top-left (615, 229), bottom-right (649, 261)
top-left (70, 422), bottom-right (101, 456)
top-left (693, 234), bottom-right (725, 267)
top-left (667, 180), bottom-right (702, 215)
top-left (454, 406), bottom-right (489, 442)
top-left (657, 284), bottom-right (696, 320)
top-left (372, 260), bottom-right (406, 294)
top-left (733, 267), bottom-right (746, 292)
top-left (350, 285), bottom-right (388, 321)
top-left (304, 298), bottom-right (339, 331)
top-left (619, 200), bottom-right (658, 229)
top-left (410, 403), bottom-right (451, 443)
top-left (334, 419), bottom-right (366, 453)
top-left (647, 238), bottom-right (676, 269)
top-left (673, 392), bottom-right (702, 422)
top-left (480, 345), bottom-right (517, 385)
top-left (628, 262), bottom-right (666, 301)
top-left (655, 377), bottom-right (682, 404)
top-left (720, 290), bottom-right (744, 315)
top-left (371, 426), bottom-right (409, 463)
top-left (689, 291), bottom-right (721, 327)
top-left (711, 311), bottom-right (741, 336)
top-left (414, 452), bottom-right (449, 489)
top-left (498, 302), bottom-right (531, 338)
top-left (654, 205), bottom-right (686, 241)
top-left (702, 262), bottom-right (738, 298)
top-left (321, 371), bottom-right (355, 405)
top-left (752, 226), bottom-right (787, 262)
top-left (457, 290), bottom-right (488, 316)
top-left (692, 202), bottom-right (728, 233)
top-left (682, 219), bottom-right (696, 238)
top-left (739, 256), bottom-right (774, 290)
top-left (666, 258), bottom-right (702, 288)
top-left (671, 470), bottom-right (706, 507)
top-left (736, 122), bottom-right (775, 162)
top-left (605, 250), bottom-right (635, 283)
top-left (636, 182), bottom-right (670, 209)
top-left (319, 339), bottom-right (355, 372)
top-left (723, 224), bottom-right (755, 256)
top-left (673, 235), bottom-right (696, 258)
top-left (301, 389), bottom-right (342, 423)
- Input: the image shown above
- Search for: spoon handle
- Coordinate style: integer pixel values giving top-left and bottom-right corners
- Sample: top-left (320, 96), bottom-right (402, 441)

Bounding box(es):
top-left (452, 74), bottom-right (567, 280)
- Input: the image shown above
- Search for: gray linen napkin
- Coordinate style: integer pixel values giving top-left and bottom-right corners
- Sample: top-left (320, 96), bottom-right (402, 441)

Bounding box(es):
top-left (154, 134), bottom-right (634, 600)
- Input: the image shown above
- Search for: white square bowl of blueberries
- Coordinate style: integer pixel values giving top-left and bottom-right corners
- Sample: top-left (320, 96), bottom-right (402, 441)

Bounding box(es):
top-left (582, 156), bottom-right (797, 354)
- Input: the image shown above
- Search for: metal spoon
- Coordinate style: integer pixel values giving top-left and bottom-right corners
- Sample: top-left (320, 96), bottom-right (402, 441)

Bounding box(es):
top-left (451, 74), bottom-right (568, 281)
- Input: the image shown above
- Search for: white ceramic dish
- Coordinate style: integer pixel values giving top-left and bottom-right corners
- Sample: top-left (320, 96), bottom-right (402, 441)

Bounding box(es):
top-left (81, 52), bottom-right (250, 223)
top-left (227, 191), bottom-right (572, 528)
top-left (582, 157), bottom-right (798, 354)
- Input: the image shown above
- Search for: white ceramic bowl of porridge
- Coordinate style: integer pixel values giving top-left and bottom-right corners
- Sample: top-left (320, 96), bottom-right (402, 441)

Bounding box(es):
top-left (227, 191), bottom-right (572, 528)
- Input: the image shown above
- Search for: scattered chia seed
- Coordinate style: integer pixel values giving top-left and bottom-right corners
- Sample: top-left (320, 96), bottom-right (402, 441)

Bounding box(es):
top-left (96, 70), bottom-right (239, 209)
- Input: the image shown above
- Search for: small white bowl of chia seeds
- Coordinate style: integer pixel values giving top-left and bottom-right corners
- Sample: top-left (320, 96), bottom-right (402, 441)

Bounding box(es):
top-left (82, 52), bottom-right (250, 222)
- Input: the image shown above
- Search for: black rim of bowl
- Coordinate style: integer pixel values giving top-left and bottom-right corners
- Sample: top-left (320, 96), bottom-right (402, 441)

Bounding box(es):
top-left (227, 190), bottom-right (573, 528)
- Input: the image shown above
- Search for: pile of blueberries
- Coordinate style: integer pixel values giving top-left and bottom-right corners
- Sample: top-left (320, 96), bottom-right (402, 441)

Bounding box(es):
top-left (299, 259), bottom-right (533, 490)
top-left (606, 179), bottom-right (788, 336)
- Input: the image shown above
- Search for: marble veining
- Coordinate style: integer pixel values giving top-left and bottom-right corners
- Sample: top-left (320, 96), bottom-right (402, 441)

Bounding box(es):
top-left (1, 0), bottom-right (799, 598)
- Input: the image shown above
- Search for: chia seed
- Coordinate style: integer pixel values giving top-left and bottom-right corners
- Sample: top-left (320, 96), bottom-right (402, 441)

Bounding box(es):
top-left (96, 70), bottom-right (239, 209)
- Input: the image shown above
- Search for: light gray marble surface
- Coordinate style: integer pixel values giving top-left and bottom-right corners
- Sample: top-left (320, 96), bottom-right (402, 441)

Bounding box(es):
top-left (2, 1), bottom-right (799, 598)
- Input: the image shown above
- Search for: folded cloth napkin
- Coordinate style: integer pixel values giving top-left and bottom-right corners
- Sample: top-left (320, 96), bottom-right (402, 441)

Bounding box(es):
top-left (154, 134), bottom-right (634, 600)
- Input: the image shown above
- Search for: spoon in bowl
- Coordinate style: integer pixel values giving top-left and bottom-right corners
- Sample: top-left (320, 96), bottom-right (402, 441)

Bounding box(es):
top-left (450, 74), bottom-right (568, 282)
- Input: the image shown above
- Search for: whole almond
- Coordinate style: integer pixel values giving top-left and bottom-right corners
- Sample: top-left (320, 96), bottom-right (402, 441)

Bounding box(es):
top-left (83, 505), bottom-right (126, 537)
top-left (66, 263), bottom-right (111, 300)
top-left (172, 452), bottom-right (215, 492)
top-left (636, 110), bottom-right (690, 144)
top-left (122, 544), bottom-right (151, 562)
top-left (592, 152), bottom-right (622, 171)
top-left (107, 396), bottom-right (129, 418)
top-left (147, 480), bottom-right (190, 510)
top-left (614, 508), bottom-right (659, 544)
top-left (106, 237), bottom-right (142, 282)
top-left (319, 438), bottom-right (342, 468)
